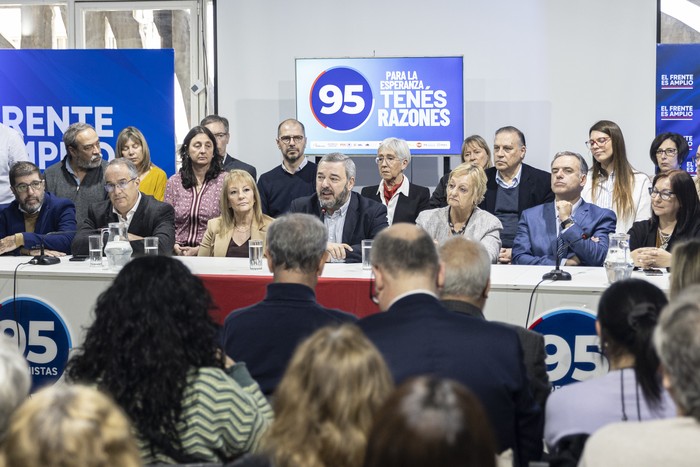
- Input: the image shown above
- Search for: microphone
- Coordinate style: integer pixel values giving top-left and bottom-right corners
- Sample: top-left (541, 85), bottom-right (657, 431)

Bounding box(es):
top-left (28, 230), bottom-right (81, 266)
top-left (542, 232), bottom-right (572, 281)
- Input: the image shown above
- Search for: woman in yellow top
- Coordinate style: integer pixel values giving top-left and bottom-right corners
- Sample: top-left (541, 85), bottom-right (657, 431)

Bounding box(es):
top-left (198, 169), bottom-right (274, 257)
top-left (116, 126), bottom-right (168, 200)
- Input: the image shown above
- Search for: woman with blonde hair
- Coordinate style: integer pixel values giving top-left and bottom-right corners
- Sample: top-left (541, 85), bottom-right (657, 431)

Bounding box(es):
top-left (1, 384), bottom-right (141, 467)
top-left (670, 238), bottom-right (700, 298)
top-left (237, 324), bottom-right (393, 467)
top-left (199, 169), bottom-right (273, 257)
top-left (116, 126), bottom-right (167, 201)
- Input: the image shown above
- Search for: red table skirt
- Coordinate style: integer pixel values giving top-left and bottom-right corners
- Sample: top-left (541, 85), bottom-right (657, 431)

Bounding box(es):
top-left (200, 274), bottom-right (381, 324)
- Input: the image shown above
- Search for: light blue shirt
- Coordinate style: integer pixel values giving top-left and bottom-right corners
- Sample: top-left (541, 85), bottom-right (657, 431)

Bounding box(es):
top-left (495, 164), bottom-right (523, 189)
top-left (322, 194), bottom-right (352, 263)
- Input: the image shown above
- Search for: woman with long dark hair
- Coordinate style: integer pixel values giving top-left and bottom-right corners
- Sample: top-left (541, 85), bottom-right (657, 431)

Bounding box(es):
top-left (66, 256), bottom-right (272, 464)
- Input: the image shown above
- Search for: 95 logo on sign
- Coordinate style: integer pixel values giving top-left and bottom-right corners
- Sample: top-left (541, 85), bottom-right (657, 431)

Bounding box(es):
top-left (309, 67), bottom-right (374, 132)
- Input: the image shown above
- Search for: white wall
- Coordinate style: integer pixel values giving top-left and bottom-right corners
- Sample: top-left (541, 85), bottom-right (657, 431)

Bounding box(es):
top-left (216, 0), bottom-right (657, 182)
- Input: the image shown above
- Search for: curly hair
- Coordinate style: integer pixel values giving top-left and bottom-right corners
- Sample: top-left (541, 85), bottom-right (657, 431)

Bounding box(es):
top-left (66, 256), bottom-right (223, 460)
top-left (177, 125), bottom-right (223, 189)
top-left (263, 324), bottom-right (393, 467)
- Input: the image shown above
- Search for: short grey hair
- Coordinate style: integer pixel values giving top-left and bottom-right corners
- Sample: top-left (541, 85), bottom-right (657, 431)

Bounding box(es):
top-left (267, 213), bottom-right (328, 274)
top-left (372, 225), bottom-right (439, 279)
top-left (63, 122), bottom-right (95, 153)
top-left (319, 152), bottom-right (356, 180)
top-left (105, 158), bottom-right (139, 180)
top-left (551, 151), bottom-right (588, 175)
top-left (0, 335), bottom-right (30, 440)
top-left (200, 114), bottom-right (229, 132)
top-left (378, 137), bottom-right (411, 164)
top-left (653, 284), bottom-right (700, 421)
top-left (439, 237), bottom-right (491, 298)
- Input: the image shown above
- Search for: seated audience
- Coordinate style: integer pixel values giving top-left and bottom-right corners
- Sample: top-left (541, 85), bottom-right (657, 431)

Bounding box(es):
top-left (235, 324), bottom-right (393, 467)
top-left (580, 285), bottom-right (700, 466)
top-left (165, 125), bottom-right (225, 256)
top-left (358, 224), bottom-right (542, 467)
top-left (429, 134), bottom-right (493, 208)
top-left (439, 237), bottom-right (550, 408)
top-left (201, 114), bottom-right (257, 179)
top-left (583, 120), bottom-right (651, 233)
top-left (1, 384), bottom-right (141, 467)
top-left (360, 137), bottom-right (429, 225)
top-left (71, 158), bottom-right (175, 256)
top-left (545, 279), bottom-right (675, 457)
top-left (116, 126), bottom-right (167, 201)
top-left (512, 151), bottom-right (616, 266)
top-left (67, 256), bottom-right (272, 464)
top-left (199, 170), bottom-right (273, 257)
top-left (364, 376), bottom-right (498, 467)
top-left (416, 162), bottom-right (502, 262)
top-left (670, 238), bottom-right (700, 298)
top-left (0, 161), bottom-right (75, 256)
top-left (289, 153), bottom-right (388, 263)
top-left (629, 169), bottom-right (700, 270)
top-left (0, 335), bottom-right (30, 441)
top-left (480, 126), bottom-right (554, 264)
top-left (223, 213), bottom-right (356, 396)
top-left (649, 132), bottom-right (689, 174)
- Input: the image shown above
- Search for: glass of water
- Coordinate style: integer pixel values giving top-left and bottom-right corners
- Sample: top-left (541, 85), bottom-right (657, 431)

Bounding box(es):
top-left (88, 235), bottom-right (102, 267)
top-left (249, 239), bottom-right (263, 270)
top-left (144, 237), bottom-right (159, 256)
top-left (362, 239), bottom-right (373, 270)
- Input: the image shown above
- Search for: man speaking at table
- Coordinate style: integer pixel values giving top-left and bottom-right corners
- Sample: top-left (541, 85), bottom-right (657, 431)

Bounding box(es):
top-left (512, 151), bottom-right (616, 266)
top-left (289, 152), bottom-right (388, 263)
top-left (0, 161), bottom-right (76, 257)
top-left (72, 158), bottom-right (175, 256)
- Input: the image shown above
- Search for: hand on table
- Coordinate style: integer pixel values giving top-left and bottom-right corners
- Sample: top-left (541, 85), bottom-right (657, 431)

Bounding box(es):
top-left (326, 242), bottom-right (352, 261)
top-left (632, 247), bottom-right (671, 269)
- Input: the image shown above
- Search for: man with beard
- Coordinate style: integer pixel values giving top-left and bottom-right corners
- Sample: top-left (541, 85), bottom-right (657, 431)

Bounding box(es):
top-left (257, 118), bottom-right (317, 217)
top-left (290, 152), bottom-right (387, 263)
top-left (45, 122), bottom-right (108, 226)
top-left (0, 161), bottom-right (76, 256)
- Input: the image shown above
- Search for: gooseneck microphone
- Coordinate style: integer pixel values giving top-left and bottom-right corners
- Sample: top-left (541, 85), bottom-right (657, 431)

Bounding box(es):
top-left (542, 232), bottom-right (572, 281)
top-left (28, 230), bottom-right (80, 266)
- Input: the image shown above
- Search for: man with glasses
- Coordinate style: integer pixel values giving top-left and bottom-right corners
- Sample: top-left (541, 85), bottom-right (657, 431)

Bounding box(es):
top-left (360, 137), bottom-right (430, 225)
top-left (480, 126), bottom-right (554, 264)
top-left (200, 114), bottom-right (257, 179)
top-left (71, 158), bottom-right (175, 256)
top-left (257, 118), bottom-right (317, 217)
top-left (45, 122), bottom-right (108, 226)
top-left (0, 161), bottom-right (76, 256)
top-left (0, 123), bottom-right (29, 210)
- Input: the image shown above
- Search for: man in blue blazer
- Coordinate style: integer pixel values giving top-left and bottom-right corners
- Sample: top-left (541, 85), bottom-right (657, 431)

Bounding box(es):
top-left (358, 224), bottom-right (543, 467)
top-left (289, 152), bottom-right (388, 263)
top-left (512, 151), bottom-right (616, 266)
top-left (0, 161), bottom-right (76, 256)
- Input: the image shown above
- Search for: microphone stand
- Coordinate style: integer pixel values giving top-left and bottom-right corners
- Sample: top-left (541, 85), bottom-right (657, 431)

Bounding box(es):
top-left (29, 241), bottom-right (60, 265)
top-left (542, 234), bottom-right (571, 281)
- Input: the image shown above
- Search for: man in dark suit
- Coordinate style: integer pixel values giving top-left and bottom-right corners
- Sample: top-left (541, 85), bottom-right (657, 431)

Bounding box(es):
top-left (512, 151), bottom-right (616, 266)
top-left (201, 114), bottom-right (257, 179)
top-left (438, 236), bottom-right (550, 408)
top-left (71, 158), bottom-right (175, 256)
top-left (222, 213), bottom-right (356, 396)
top-left (360, 137), bottom-right (429, 224)
top-left (358, 224), bottom-right (543, 467)
top-left (480, 126), bottom-right (554, 264)
top-left (289, 152), bottom-right (388, 263)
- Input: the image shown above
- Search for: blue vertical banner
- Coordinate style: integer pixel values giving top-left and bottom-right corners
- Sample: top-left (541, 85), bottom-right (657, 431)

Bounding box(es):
top-left (0, 49), bottom-right (175, 175)
top-left (656, 44), bottom-right (699, 174)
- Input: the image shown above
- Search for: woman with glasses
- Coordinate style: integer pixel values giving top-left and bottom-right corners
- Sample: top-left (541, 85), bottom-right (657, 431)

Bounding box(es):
top-left (582, 120), bottom-right (651, 234)
top-left (360, 137), bottom-right (430, 225)
top-left (116, 126), bottom-right (167, 201)
top-left (649, 132), bottom-right (689, 174)
top-left (629, 169), bottom-right (700, 269)
top-left (429, 135), bottom-right (492, 208)
top-left (164, 126), bottom-right (225, 256)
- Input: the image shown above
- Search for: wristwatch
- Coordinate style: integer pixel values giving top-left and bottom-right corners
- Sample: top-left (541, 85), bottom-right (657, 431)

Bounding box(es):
top-left (560, 218), bottom-right (574, 230)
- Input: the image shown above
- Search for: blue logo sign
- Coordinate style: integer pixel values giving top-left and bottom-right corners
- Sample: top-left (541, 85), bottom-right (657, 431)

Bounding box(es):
top-left (530, 308), bottom-right (609, 388)
top-left (0, 297), bottom-right (72, 391)
top-left (309, 67), bottom-right (374, 132)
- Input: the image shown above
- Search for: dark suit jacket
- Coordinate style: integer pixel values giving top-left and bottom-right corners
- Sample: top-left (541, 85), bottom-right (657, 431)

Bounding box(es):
top-left (480, 163), bottom-right (554, 214)
top-left (361, 182), bottom-right (430, 224)
top-left (358, 293), bottom-right (543, 467)
top-left (289, 191), bottom-right (388, 263)
top-left (0, 193), bottom-right (76, 254)
top-left (223, 154), bottom-right (257, 180)
top-left (512, 200), bottom-right (617, 266)
top-left (71, 194), bottom-right (175, 256)
top-left (628, 217), bottom-right (700, 251)
top-left (441, 299), bottom-right (551, 409)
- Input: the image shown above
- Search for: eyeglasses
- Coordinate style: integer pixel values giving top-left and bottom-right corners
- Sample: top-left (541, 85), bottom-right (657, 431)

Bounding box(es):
top-left (14, 180), bottom-right (44, 193)
top-left (368, 272), bottom-right (379, 305)
top-left (278, 135), bottom-right (304, 144)
top-left (649, 187), bottom-right (675, 201)
top-left (655, 148), bottom-right (678, 158)
top-left (213, 132), bottom-right (228, 140)
top-left (375, 156), bottom-right (400, 165)
top-left (104, 177), bottom-right (137, 193)
top-left (585, 137), bottom-right (610, 149)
